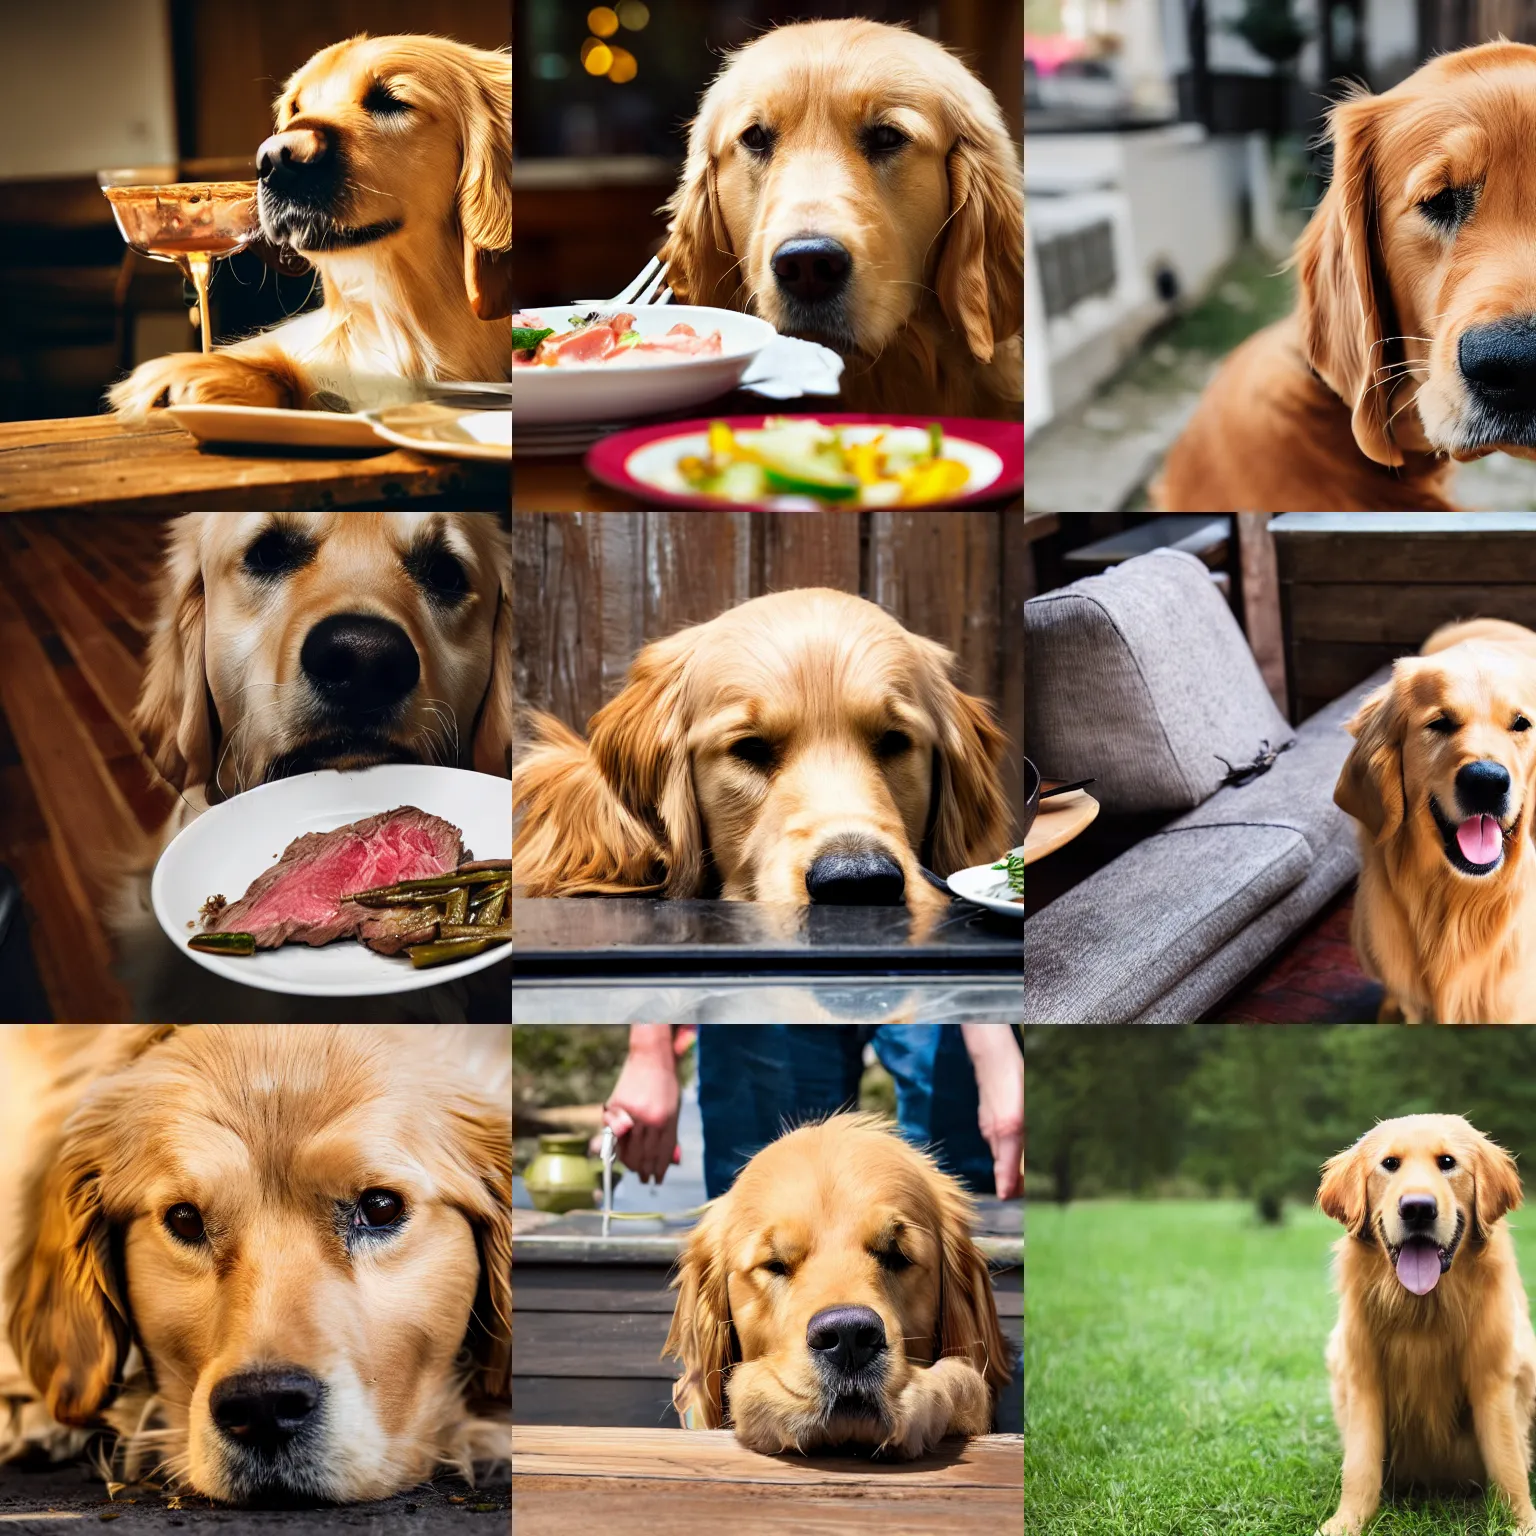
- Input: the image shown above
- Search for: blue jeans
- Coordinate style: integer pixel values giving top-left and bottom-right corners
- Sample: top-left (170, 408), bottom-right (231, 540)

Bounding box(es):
top-left (694, 1025), bottom-right (994, 1198)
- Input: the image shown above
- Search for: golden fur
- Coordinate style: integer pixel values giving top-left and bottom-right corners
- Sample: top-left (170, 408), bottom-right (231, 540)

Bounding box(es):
top-left (663, 1114), bottom-right (1010, 1456)
top-left (1317, 1114), bottom-right (1536, 1534)
top-left (0, 1025), bottom-right (510, 1504)
top-left (1159, 43), bottom-right (1536, 512)
top-left (1334, 618), bottom-right (1536, 1023)
top-left (659, 19), bottom-right (1022, 418)
top-left (511, 588), bottom-right (1011, 915)
top-left (109, 35), bottom-right (511, 417)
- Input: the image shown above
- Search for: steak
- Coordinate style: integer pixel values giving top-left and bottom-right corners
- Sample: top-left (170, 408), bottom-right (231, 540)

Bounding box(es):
top-left (210, 806), bottom-right (465, 951)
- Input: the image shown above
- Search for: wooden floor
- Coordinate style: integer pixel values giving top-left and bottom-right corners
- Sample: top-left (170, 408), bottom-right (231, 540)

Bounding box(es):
top-left (512, 1426), bottom-right (1023, 1536)
top-left (0, 513), bottom-right (178, 1021)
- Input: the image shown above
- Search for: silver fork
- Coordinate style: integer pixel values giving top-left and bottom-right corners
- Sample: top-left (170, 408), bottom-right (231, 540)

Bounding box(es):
top-left (607, 254), bottom-right (674, 307)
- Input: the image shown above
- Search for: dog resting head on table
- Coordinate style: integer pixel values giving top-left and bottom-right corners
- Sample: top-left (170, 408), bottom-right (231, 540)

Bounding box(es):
top-left (663, 1115), bottom-right (1011, 1458)
top-left (109, 34), bottom-right (511, 419)
top-left (1333, 617), bottom-right (1536, 1024)
top-left (1158, 41), bottom-right (1536, 512)
top-left (0, 1025), bottom-right (510, 1504)
top-left (1317, 1114), bottom-right (1536, 1535)
top-left (657, 18), bottom-right (1022, 419)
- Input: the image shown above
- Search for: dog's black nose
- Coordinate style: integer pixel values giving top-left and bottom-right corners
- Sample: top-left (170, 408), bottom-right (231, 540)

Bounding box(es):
top-left (1398, 1194), bottom-right (1438, 1227)
top-left (1459, 319), bottom-right (1536, 412)
top-left (807, 1305), bottom-right (886, 1374)
top-left (771, 238), bottom-right (851, 305)
top-left (257, 127), bottom-right (335, 192)
top-left (1456, 759), bottom-right (1511, 815)
top-left (210, 1368), bottom-right (323, 1454)
top-left (805, 849), bottom-right (905, 905)
top-left (301, 613), bottom-right (420, 715)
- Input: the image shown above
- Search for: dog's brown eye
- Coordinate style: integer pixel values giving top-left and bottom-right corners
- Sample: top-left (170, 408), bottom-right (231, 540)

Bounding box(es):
top-left (1381, 1156), bottom-right (1401, 1172)
top-left (863, 124), bottom-right (909, 158)
top-left (357, 1189), bottom-right (405, 1228)
top-left (1438, 1155), bottom-right (1456, 1171)
top-left (761, 1257), bottom-right (789, 1276)
top-left (404, 541), bottom-right (470, 604)
top-left (1418, 185), bottom-right (1477, 232)
top-left (363, 81), bottom-right (411, 117)
top-left (244, 526), bottom-right (315, 579)
top-left (875, 1247), bottom-right (912, 1273)
top-left (875, 730), bottom-right (911, 759)
top-left (730, 736), bottom-right (776, 769)
top-left (1426, 716), bottom-right (1458, 735)
top-left (165, 1203), bottom-right (206, 1243)
top-left (1515, 716), bottom-right (1532, 733)
top-left (740, 124), bottom-right (773, 155)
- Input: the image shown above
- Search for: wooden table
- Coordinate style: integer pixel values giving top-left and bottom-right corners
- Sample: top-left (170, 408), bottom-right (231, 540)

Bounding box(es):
top-left (512, 1426), bottom-right (1023, 1536)
top-left (0, 416), bottom-right (507, 511)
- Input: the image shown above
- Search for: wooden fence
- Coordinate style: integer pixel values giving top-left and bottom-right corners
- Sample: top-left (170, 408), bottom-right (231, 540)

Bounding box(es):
top-left (511, 511), bottom-right (1026, 830)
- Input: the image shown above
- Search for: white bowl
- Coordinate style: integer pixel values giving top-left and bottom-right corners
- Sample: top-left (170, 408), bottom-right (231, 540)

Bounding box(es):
top-left (947, 852), bottom-right (1025, 919)
top-left (151, 766), bottom-right (510, 996)
top-left (513, 303), bottom-right (777, 426)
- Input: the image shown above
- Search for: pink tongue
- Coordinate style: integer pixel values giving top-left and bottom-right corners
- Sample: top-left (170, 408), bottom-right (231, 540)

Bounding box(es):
top-left (1396, 1239), bottom-right (1442, 1295)
top-left (1457, 815), bottom-right (1501, 865)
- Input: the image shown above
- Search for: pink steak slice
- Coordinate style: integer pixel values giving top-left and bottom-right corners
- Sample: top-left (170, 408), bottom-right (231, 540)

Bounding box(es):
top-left (211, 806), bottom-right (464, 950)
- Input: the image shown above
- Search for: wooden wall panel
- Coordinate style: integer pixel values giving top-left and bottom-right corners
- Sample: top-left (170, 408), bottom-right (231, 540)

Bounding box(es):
top-left (513, 511), bottom-right (1024, 827)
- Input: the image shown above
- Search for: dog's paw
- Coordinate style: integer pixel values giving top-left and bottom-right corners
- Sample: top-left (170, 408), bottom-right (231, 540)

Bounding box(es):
top-left (1318, 1515), bottom-right (1362, 1535)
top-left (881, 1379), bottom-right (952, 1459)
top-left (108, 352), bottom-right (299, 419)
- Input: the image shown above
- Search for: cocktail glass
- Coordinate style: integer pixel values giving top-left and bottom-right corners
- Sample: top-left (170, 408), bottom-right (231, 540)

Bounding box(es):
top-left (99, 169), bottom-right (261, 354)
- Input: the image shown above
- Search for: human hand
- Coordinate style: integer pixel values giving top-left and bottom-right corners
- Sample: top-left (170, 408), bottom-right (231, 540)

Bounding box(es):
top-left (961, 1024), bottom-right (1023, 1199)
top-left (603, 1025), bottom-right (681, 1184)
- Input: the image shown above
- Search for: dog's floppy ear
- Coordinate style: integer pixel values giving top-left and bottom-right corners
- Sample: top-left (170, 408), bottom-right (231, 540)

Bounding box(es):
top-left (1472, 1132), bottom-right (1523, 1241)
top-left (915, 635), bottom-right (1011, 874)
top-left (446, 1087), bottom-right (512, 1401)
top-left (663, 1199), bottom-right (734, 1429)
top-left (1318, 1141), bottom-right (1371, 1238)
top-left (935, 115), bottom-right (1024, 367)
top-left (933, 1165), bottom-right (1012, 1394)
top-left (589, 630), bottom-right (705, 897)
top-left (658, 88), bottom-right (741, 309)
top-left (1294, 91), bottom-right (1400, 467)
top-left (133, 514), bottom-right (215, 793)
top-left (8, 1104), bottom-right (133, 1427)
top-left (1334, 673), bottom-right (1410, 843)
top-left (472, 581), bottom-right (512, 777)
top-left (456, 47), bottom-right (512, 322)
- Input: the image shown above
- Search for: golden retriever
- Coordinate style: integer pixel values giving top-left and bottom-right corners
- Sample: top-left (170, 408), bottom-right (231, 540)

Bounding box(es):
top-left (1334, 617), bottom-right (1536, 1023)
top-left (663, 1114), bottom-right (1010, 1456)
top-left (1159, 42), bottom-right (1536, 512)
top-left (117, 512), bottom-right (510, 1021)
top-left (0, 1024), bottom-right (510, 1504)
top-left (512, 588), bottom-right (1010, 914)
top-left (659, 19), bottom-right (1022, 419)
top-left (109, 35), bottom-right (511, 418)
top-left (1317, 1114), bottom-right (1536, 1534)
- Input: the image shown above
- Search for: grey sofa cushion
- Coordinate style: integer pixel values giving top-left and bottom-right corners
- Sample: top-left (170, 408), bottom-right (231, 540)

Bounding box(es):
top-left (1023, 666), bottom-right (1391, 1026)
top-left (1025, 549), bottom-right (1293, 813)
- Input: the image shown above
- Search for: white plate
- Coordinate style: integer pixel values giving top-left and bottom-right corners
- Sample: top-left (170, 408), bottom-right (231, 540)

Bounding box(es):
top-left (152, 766), bottom-right (511, 996)
top-left (624, 426), bottom-right (1004, 506)
top-left (513, 304), bottom-right (777, 426)
top-left (947, 850), bottom-right (1025, 918)
top-left (366, 404), bottom-right (511, 462)
top-left (168, 403), bottom-right (384, 449)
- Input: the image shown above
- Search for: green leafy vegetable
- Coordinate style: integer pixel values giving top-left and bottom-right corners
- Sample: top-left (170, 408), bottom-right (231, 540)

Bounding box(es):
top-left (512, 327), bottom-right (553, 352)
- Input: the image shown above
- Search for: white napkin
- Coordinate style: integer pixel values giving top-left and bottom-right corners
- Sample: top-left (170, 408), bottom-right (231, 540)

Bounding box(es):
top-left (739, 335), bottom-right (845, 399)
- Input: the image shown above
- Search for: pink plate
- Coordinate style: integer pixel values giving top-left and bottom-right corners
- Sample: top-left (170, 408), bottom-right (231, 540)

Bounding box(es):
top-left (583, 414), bottom-right (1024, 510)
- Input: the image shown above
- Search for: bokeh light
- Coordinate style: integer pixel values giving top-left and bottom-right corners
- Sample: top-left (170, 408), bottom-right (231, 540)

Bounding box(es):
top-left (617, 1), bottom-right (650, 28)
top-left (607, 45), bottom-right (638, 83)
top-left (587, 6), bottom-right (619, 38)
top-left (582, 40), bottom-right (614, 75)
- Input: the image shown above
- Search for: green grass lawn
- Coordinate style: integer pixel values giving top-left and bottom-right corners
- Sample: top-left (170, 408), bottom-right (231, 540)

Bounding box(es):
top-left (1027, 1200), bottom-right (1536, 1535)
